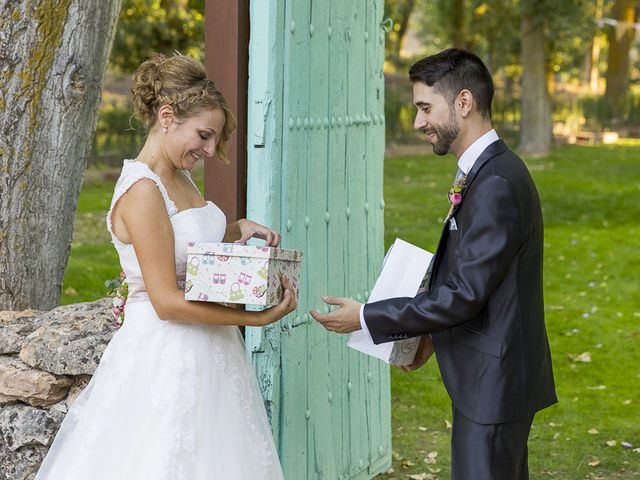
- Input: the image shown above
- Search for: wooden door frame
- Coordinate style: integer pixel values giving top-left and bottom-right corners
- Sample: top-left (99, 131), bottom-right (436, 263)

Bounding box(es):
top-left (204, 0), bottom-right (249, 222)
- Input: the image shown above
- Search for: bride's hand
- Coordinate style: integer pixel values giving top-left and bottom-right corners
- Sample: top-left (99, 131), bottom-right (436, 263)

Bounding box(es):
top-left (253, 274), bottom-right (297, 326)
top-left (235, 219), bottom-right (281, 246)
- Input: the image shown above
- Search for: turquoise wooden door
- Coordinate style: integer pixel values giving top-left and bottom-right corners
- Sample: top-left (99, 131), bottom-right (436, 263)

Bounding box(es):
top-left (244, 1), bottom-right (389, 478)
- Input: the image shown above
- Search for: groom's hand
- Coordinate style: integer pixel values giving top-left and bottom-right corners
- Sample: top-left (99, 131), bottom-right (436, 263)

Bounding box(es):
top-left (399, 335), bottom-right (435, 372)
top-left (310, 296), bottom-right (362, 334)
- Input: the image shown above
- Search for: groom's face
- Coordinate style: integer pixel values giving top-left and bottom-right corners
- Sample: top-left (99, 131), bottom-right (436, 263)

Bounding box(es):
top-left (412, 82), bottom-right (460, 156)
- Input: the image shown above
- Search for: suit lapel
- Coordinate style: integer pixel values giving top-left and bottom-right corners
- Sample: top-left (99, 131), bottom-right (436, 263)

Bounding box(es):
top-left (428, 139), bottom-right (508, 289)
top-left (428, 222), bottom-right (449, 290)
top-left (460, 139), bottom-right (507, 195)
top-left (445, 140), bottom-right (508, 221)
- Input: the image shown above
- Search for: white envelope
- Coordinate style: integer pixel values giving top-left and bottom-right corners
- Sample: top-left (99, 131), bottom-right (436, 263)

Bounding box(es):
top-left (347, 238), bottom-right (434, 365)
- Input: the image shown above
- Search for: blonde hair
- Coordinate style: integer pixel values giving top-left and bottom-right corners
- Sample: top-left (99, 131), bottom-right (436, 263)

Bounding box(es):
top-left (130, 53), bottom-right (236, 162)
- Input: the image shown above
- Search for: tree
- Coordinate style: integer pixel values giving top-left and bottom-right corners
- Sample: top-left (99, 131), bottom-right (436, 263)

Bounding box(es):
top-left (449, 0), bottom-right (466, 49)
top-left (586, 0), bottom-right (605, 92)
top-left (519, 0), bottom-right (553, 155)
top-left (410, 0), bottom-right (522, 73)
top-left (110, 0), bottom-right (204, 73)
top-left (0, 0), bottom-right (122, 310)
top-left (545, 0), bottom-right (597, 86)
top-left (465, 0), bottom-right (520, 73)
top-left (604, 0), bottom-right (637, 125)
top-left (384, 0), bottom-right (419, 70)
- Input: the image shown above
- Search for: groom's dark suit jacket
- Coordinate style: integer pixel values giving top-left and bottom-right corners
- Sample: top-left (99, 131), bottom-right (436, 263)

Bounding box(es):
top-left (364, 140), bottom-right (557, 425)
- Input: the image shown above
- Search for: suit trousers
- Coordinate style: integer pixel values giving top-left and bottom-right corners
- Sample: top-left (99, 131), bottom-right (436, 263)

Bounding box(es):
top-left (451, 407), bottom-right (534, 480)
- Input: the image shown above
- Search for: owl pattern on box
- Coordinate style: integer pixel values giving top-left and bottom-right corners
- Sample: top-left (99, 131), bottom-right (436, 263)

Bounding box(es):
top-left (185, 242), bottom-right (303, 306)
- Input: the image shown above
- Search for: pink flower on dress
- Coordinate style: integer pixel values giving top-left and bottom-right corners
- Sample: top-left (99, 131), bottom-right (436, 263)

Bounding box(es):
top-left (107, 272), bottom-right (128, 328)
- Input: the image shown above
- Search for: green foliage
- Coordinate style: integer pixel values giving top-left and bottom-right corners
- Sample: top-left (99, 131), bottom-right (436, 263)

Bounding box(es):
top-left (407, 0), bottom-right (520, 67)
top-left (92, 99), bottom-right (145, 158)
top-left (562, 90), bottom-right (640, 130)
top-left (406, 0), bottom-right (596, 78)
top-left (109, 0), bottom-right (204, 73)
top-left (384, 0), bottom-right (420, 71)
top-left (379, 143), bottom-right (640, 479)
top-left (382, 0), bottom-right (615, 148)
top-left (542, 0), bottom-right (600, 80)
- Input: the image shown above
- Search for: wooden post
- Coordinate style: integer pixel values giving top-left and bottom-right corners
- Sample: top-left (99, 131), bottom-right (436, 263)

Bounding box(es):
top-left (204, 0), bottom-right (249, 222)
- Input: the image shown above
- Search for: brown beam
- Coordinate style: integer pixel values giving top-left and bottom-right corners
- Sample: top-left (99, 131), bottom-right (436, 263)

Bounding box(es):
top-left (204, 0), bottom-right (249, 222)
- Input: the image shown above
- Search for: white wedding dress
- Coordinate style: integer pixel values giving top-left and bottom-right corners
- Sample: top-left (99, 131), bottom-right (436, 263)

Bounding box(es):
top-left (35, 160), bottom-right (284, 480)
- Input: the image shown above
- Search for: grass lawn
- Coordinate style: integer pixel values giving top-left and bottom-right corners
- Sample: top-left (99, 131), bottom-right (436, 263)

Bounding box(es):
top-left (62, 144), bottom-right (640, 479)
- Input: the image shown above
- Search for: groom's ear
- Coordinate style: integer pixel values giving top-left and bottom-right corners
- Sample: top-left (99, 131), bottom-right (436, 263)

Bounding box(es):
top-left (456, 89), bottom-right (474, 118)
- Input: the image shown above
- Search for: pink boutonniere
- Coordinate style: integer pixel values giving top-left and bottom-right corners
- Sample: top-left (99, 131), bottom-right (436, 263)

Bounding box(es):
top-left (445, 174), bottom-right (467, 223)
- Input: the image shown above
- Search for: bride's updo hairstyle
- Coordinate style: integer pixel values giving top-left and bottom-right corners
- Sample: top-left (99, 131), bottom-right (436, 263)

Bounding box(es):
top-left (130, 53), bottom-right (236, 162)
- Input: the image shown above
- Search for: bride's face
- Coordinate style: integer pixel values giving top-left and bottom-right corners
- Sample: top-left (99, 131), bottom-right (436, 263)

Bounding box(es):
top-left (163, 108), bottom-right (226, 170)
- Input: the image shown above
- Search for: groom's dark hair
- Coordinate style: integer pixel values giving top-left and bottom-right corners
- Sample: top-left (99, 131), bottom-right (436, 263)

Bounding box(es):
top-left (409, 48), bottom-right (494, 119)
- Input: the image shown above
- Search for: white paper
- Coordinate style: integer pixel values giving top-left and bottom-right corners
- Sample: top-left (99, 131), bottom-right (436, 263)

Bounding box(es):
top-left (347, 238), bottom-right (433, 365)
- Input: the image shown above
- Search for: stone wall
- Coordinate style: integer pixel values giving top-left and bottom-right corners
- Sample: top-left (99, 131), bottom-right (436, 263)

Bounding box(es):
top-left (0, 299), bottom-right (116, 480)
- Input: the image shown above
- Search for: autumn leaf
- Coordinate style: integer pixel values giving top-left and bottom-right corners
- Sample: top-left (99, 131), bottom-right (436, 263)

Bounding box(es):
top-left (424, 451), bottom-right (438, 464)
top-left (588, 428), bottom-right (600, 435)
top-left (568, 351), bottom-right (592, 363)
top-left (400, 459), bottom-right (415, 468)
top-left (588, 459), bottom-right (601, 467)
top-left (408, 474), bottom-right (434, 480)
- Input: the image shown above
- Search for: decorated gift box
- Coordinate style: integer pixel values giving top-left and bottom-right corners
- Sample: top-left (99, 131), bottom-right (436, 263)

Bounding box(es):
top-left (184, 242), bottom-right (303, 306)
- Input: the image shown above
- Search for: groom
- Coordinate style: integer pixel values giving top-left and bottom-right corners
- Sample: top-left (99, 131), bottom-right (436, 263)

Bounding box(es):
top-left (310, 48), bottom-right (557, 480)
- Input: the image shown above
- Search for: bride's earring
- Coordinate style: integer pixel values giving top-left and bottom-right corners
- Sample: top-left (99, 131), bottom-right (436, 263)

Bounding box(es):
top-left (162, 126), bottom-right (168, 134)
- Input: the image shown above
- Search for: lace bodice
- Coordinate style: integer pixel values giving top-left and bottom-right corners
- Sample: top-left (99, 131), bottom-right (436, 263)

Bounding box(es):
top-left (106, 160), bottom-right (226, 301)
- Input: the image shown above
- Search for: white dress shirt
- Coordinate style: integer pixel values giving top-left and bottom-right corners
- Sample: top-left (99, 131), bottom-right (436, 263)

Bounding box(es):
top-left (457, 129), bottom-right (499, 175)
top-left (357, 129), bottom-right (500, 336)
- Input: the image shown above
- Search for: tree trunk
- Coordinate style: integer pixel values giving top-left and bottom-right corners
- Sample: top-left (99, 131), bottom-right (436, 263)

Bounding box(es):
top-left (451, 0), bottom-right (465, 48)
top-left (586, 0), bottom-right (604, 92)
top-left (0, 0), bottom-right (122, 310)
top-left (519, 7), bottom-right (552, 156)
top-left (395, 0), bottom-right (416, 57)
top-left (387, 0), bottom-right (417, 67)
top-left (604, 0), bottom-right (636, 125)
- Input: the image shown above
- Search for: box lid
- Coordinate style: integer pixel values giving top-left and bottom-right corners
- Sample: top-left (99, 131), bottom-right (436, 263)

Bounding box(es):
top-left (187, 242), bottom-right (303, 262)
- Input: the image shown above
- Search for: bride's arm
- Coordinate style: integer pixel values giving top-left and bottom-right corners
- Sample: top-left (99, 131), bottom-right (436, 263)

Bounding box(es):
top-left (223, 220), bottom-right (242, 242)
top-left (118, 180), bottom-right (296, 326)
top-left (223, 219), bottom-right (281, 245)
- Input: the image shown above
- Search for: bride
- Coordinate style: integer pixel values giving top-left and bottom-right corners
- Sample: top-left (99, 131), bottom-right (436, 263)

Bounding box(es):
top-left (35, 53), bottom-right (295, 480)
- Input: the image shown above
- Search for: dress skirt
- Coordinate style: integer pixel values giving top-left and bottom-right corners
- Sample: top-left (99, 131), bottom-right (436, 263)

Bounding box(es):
top-left (35, 301), bottom-right (284, 480)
